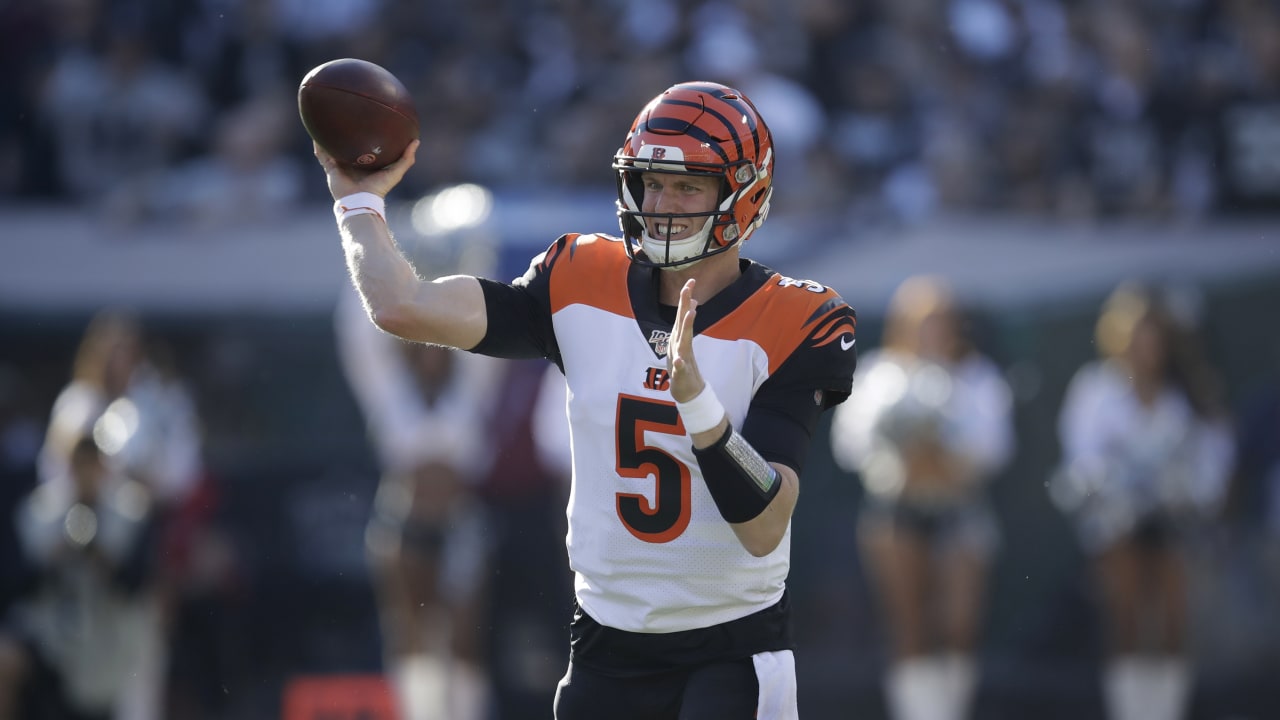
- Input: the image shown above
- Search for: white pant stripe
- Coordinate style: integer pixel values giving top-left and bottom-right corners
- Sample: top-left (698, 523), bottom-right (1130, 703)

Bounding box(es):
top-left (753, 650), bottom-right (799, 719)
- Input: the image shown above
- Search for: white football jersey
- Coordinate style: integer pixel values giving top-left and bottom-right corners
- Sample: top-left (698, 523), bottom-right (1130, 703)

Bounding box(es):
top-left (478, 233), bottom-right (858, 633)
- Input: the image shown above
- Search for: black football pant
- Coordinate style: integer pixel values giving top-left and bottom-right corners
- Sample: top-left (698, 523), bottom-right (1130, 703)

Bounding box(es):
top-left (555, 654), bottom-right (776, 719)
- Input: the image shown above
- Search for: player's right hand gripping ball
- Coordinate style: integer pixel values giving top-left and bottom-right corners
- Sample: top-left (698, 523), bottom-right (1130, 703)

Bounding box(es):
top-left (299, 58), bottom-right (419, 171)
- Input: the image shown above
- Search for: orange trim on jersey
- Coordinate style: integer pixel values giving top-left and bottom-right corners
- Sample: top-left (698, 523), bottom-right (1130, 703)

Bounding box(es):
top-left (701, 275), bottom-right (853, 374)
top-left (548, 234), bottom-right (635, 318)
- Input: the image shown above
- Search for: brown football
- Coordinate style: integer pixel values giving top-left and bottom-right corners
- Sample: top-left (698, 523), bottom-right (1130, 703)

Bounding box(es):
top-left (298, 58), bottom-right (419, 171)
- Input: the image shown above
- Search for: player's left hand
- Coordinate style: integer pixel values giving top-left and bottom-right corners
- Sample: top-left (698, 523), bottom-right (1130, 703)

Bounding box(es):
top-left (668, 278), bottom-right (705, 403)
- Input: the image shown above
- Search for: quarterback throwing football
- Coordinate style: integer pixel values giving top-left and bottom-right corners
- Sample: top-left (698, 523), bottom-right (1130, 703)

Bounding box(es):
top-left (315, 81), bottom-right (859, 719)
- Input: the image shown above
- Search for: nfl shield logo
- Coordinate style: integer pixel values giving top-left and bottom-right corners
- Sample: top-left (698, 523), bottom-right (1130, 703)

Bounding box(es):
top-left (647, 330), bottom-right (670, 358)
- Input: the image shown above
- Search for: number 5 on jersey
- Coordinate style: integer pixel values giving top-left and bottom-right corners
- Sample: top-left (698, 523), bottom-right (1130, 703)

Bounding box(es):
top-left (615, 395), bottom-right (691, 543)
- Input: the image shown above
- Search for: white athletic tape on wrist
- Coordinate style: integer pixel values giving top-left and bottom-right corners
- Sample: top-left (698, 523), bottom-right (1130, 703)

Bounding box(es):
top-left (676, 384), bottom-right (726, 436)
top-left (334, 192), bottom-right (386, 223)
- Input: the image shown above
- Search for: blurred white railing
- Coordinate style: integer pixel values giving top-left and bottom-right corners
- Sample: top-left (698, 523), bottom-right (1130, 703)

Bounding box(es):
top-left (3, 200), bottom-right (1279, 315)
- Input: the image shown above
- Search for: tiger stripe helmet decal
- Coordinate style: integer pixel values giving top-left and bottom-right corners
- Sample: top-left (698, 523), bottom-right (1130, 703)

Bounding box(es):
top-left (613, 82), bottom-right (775, 268)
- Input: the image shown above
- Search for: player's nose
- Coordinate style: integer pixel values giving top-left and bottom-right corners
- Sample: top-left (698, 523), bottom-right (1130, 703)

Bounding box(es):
top-left (650, 187), bottom-right (677, 214)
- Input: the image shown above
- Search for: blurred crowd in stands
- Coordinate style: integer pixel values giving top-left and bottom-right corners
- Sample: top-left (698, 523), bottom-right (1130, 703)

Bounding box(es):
top-left (3, 0), bottom-right (1280, 228)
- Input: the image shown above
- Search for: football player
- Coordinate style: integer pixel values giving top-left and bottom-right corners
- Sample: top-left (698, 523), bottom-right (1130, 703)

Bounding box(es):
top-left (315, 81), bottom-right (859, 719)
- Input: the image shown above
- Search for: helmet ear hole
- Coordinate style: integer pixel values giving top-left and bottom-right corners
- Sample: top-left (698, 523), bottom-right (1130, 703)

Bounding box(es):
top-left (625, 171), bottom-right (645, 206)
top-left (622, 213), bottom-right (644, 239)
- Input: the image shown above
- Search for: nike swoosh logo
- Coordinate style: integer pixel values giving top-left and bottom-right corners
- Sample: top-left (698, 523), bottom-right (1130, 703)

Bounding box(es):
top-left (840, 335), bottom-right (856, 351)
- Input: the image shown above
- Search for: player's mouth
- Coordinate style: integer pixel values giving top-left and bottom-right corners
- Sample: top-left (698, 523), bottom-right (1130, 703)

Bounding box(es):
top-left (652, 222), bottom-right (689, 238)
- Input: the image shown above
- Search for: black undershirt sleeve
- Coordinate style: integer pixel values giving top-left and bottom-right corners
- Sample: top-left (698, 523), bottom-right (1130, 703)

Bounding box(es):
top-left (740, 390), bottom-right (826, 475)
top-left (468, 235), bottom-right (575, 365)
top-left (740, 302), bottom-right (858, 474)
top-left (468, 278), bottom-right (559, 363)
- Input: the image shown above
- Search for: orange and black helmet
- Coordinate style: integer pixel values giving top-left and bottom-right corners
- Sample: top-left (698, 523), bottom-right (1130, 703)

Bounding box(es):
top-left (614, 82), bottom-right (775, 268)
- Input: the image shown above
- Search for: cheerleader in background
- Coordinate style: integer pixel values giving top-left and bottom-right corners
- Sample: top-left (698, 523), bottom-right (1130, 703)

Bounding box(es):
top-left (830, 276), bottom-right (1014, 720)
top-left (335, 287), bottom-right (502, 720)
top-left (1052, 282), bottom-right (1234, 720)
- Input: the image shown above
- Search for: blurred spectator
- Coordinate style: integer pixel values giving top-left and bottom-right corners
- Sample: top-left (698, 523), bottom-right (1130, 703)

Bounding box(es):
top-left (829, 49), bottom-right (930, 223)
top-left (684, 2), bottom-right (829, 211)
top-left (1050, 281), bottom-right (1235, 720)
top-left (36, 310), bottom-right (205, 720)
top-left (178, 0), bottom-right (304, 111)
top-left (1071, 4), bottom-right (1181, 218)
top-left (272, 0), bottom-right (384, 49)
top-left (830, 275), bottom-right (1014, 720)
top-left (334, 288), bottom-right (502, 720)
top-left (39, 311), bottom-right (203, 509)
top-left (0, 1), bottom-right (56, 198)
top-left (148, 89), bottom-right (305, 227)
top-left (0, 428), bottom-right (159, 720)
top-left (37, 4), bottom-right (207, 223)
top-left (1206, 1), bottom-right (1280, 214)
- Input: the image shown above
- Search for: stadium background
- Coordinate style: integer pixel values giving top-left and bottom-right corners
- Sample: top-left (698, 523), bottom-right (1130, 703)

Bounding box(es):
top-left (3, 0), bottom-right (1280, 718)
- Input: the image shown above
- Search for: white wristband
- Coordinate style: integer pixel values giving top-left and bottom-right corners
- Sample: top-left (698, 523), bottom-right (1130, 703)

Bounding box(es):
top-left (676, 384), bottom-right (726, 436)
top-left (334, 192), bottom-right (386, 223)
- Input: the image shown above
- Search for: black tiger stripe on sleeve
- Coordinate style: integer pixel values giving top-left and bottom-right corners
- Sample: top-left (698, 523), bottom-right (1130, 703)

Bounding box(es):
top-left (809, 304), bottom-right (858, 351)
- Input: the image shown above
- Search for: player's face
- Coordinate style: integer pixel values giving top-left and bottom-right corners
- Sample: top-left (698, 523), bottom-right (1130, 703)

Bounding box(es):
top-left (640, 172), bottom-right (719, 241)
top-left (1126, 315), bottom-right (1168, 378)
top-left (916, 310), bottom-right (960, 362)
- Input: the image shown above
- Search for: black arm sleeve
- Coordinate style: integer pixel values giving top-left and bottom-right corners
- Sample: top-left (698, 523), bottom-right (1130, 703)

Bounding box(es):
top-left (741, 304), bottom-right (858, 474)
top-left (470, 278), bottom-right (559, 363)
top-left (467, 235), bottom-right (571, 366)
top-left (741, 394), bottom-right (824, 475)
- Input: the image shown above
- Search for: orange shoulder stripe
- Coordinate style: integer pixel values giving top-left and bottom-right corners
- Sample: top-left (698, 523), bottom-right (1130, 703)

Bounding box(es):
top-left (548, 234), bottom-right (634, 318)
top-left (702, 275), bottom-right (852, 374)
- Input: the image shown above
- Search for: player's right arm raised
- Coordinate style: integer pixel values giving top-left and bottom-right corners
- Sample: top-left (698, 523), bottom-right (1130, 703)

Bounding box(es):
top-left (317, 140), bottom-right (489, 350)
